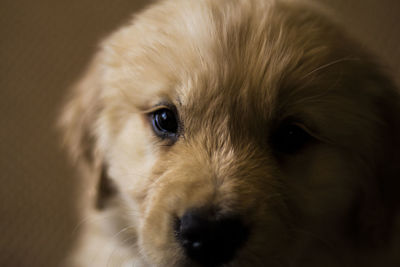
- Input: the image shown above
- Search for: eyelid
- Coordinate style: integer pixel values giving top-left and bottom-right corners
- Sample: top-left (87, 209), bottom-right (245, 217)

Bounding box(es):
top-left (293, 122), bottom-right (332, 144)
top-left (292, 122), bottom-right (312, 135)
top-left (141, 105), bottom-right (170, 114)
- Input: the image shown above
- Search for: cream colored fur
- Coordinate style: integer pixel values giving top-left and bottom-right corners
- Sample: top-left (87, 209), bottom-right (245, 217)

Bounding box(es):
top-left (59, 0), bottom-right (400, 266)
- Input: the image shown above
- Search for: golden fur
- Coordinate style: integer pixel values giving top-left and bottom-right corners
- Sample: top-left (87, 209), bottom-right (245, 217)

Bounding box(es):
top-left (60, 0), bottom-right (400, 266)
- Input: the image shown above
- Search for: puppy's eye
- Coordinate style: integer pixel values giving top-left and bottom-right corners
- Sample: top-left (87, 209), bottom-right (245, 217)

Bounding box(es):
top-left (271, 123), bottom-right (313, 154)
top-left (151, 108), bottom-right (179, 139)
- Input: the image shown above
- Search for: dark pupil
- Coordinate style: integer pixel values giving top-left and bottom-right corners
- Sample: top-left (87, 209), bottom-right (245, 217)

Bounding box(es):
top-left (155, 109), bottom-right (178, 134)
top-left (272, 124), bottom-right (311, 154)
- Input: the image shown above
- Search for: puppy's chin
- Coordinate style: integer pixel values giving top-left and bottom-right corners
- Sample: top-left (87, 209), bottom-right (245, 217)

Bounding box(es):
top-left (60, 0), bottom-right (400, 266)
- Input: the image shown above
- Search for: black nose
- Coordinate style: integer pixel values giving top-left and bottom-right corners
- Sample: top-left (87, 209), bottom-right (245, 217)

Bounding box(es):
top-left (174, 208), bottom-right (249, 266)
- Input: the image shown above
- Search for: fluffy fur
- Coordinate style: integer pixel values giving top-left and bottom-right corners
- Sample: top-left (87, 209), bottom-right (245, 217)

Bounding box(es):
top-left (60, 0), bottom-right (400, 266)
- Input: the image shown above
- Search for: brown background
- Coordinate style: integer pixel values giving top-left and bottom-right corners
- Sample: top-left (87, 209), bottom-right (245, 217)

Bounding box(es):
top-left (1, 0), bottom-right (399, 266)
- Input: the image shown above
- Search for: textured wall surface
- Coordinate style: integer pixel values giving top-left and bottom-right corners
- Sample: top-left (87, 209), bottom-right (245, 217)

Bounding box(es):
top-left (1, 0), bottom-right (398, 266)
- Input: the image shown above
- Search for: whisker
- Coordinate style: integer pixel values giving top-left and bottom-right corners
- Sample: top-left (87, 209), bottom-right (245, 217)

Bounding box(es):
top-left (110, 225), bottom-right (136, 241)
top-left (106, 235), bottom-right (137, 267)
top-left (288, 228), bottom-right (335, 249)
top-left (72, 212), bottom-right (116, 235)
top-left (302, 57), bottom-right (360, 79)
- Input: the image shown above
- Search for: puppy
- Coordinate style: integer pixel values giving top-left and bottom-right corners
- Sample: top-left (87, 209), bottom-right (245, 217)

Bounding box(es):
top-left (60, 0), bottom-right (400, 266)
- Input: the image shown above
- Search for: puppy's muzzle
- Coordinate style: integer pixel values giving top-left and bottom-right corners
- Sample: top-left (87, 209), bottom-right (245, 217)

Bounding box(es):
top-left (174, 208), bottom-right (249, 266)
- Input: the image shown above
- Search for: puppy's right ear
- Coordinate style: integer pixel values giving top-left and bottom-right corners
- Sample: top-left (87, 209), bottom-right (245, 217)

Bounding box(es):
top-left (59, 49), bottom-right (119, 209)
top-left (58, 51), bottom-right (104, 171)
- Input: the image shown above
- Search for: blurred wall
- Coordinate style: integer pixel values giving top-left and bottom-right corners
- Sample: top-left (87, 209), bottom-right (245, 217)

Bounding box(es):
top-left (318, 0), bottom-right (400, 85)
top-left (0, 0), bottom-right (398, 266)
top-left (0, 1), bottom-right (148, 266)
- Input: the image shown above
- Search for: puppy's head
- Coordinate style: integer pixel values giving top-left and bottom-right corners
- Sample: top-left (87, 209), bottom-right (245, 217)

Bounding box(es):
top-left (60, 0), bottom-right (400, 266)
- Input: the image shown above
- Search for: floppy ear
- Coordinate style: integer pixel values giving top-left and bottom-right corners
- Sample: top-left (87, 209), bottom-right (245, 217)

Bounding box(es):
top-left (59, 53), bottom-right (103, 169)
top-left (59, 51), bottom-right (116, 208)
top-left (356, 75), bottom-right (400, 247)
top-left (377, 78), bottom-right (400, 241)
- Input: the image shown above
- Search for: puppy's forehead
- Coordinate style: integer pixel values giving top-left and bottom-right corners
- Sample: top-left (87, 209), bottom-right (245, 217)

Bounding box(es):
top-left (159, 1), bottom-right (346, 123)
top-left (105, 0), bottom-right (360, 136)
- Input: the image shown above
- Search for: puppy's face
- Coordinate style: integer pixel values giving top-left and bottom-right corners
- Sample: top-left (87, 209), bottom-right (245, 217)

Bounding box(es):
top-left (61, 0), bottom-right (400, 266)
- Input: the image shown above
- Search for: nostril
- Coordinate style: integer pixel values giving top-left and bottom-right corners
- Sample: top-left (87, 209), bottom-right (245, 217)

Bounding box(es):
top-left (175, 208), bottom-right (249, 266)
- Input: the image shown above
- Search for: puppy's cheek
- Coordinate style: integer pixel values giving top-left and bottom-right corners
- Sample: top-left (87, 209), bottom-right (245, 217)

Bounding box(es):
top-left (100, 114), bottom-right (161, 235)
top-left (106, 115), bottom-right (157, 194)
top-left (285, 148), bottom-right (361, 228)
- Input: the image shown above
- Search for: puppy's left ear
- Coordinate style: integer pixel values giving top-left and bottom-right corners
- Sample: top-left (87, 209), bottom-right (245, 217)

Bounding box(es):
top-left (359, 74), bottom-right (400, 246)
top-left (377, 77), bottom-right (400, 238)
